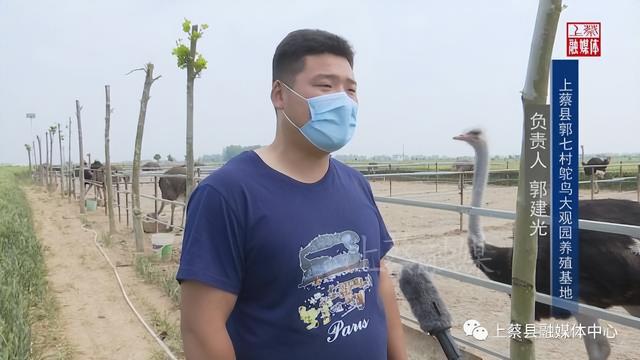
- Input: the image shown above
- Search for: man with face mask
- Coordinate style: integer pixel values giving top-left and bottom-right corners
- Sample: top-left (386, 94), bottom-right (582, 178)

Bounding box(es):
top-left (177, 29), bottom-right (407, 360)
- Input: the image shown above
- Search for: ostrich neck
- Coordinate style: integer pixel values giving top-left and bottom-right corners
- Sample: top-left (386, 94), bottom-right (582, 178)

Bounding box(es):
top-left (469, 143), bottom-right (489, 239)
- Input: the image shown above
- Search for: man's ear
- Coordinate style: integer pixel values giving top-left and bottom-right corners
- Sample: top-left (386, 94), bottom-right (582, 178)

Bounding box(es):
top-left (271, 80), bottom-right (285, 110)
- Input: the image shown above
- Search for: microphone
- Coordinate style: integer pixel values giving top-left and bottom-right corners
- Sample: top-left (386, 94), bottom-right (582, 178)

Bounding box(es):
top-left (399, 264), bottom-right (462, 360)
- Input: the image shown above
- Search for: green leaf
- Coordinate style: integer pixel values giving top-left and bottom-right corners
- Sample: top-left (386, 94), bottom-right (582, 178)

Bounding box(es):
top-left (182, 18), bottom-right (191, 33)
top-left (194, 54), bottom-right (208, 74)
top-left (171, 43), bottom-right (190, 69)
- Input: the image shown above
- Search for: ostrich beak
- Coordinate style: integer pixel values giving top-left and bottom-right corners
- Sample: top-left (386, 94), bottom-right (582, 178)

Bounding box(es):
top-left (453, 134), bottom-right (468, 141)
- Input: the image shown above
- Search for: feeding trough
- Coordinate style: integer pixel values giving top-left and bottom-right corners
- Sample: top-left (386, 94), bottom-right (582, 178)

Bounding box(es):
top-left (143, 212), bottom-right (172, 233)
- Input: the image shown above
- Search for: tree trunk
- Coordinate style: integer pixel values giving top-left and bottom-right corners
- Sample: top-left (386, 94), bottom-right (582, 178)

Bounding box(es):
top-left (132, 63), bottom-right (160, 252)
top-left (58, 123), bottom-right (64, 197)
top-left (50, 129), bottom-right (55, 190)
top-left (45, 131), bottom-right (50, 187)
top-left (32, 141), bottom-right (36, 179)
top-left (104, 85), bottom-right (117, 234)
top-left (36, 136), bottom-right (44, 186)
top-left (185, 24), bottom-right (198, 203)
top-left (76, 100), bottom-right (86, 214)
top-left (511, 1), bottom-right (562, 359)
top-left (68, 117), bottom-right (73, 202)
top-left (26, 148), bottom-right (32, 173)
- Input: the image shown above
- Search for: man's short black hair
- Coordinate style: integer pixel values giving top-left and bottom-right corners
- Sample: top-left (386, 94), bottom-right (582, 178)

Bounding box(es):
top-left (272, 29), bottom-right (354, 85)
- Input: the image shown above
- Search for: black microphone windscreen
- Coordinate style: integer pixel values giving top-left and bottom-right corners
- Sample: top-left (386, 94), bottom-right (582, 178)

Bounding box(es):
top-left (399, 263), bottom-right (453, 334)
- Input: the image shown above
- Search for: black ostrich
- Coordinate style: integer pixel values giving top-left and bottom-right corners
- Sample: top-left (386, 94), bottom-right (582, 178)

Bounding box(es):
top-left (454, 129), bottom-right (640, 360)
top-left (157, 165), bottom-right (187, 228)
top-left (581, 145), bottom-right (611, 194)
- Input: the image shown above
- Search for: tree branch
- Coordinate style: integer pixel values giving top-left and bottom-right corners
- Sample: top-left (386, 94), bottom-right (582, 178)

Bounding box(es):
top-left (125, 67), bottom-right (146, 76)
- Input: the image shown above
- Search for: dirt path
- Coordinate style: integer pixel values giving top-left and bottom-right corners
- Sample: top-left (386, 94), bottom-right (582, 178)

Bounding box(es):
top-left (26, 187), bottom-right (172, 360)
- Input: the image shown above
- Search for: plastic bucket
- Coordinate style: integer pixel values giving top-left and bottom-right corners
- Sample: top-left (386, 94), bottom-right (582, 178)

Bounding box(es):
top-left (151, 233), bottom-right (174, 261)
top-left (85, 199), bottom-right (97, 212)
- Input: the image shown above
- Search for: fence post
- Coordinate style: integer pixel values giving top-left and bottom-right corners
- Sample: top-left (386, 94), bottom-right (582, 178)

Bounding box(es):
top-left (637, 165), bottom-right (639, 203)
top-left (459, 172), bottom-right (464, 231)
top-left (590, 173), bottom-right (594, 200)
top-left (435, 162), bottom-right (439, 193)
top-left (116, 176), bottom-right (121, 223)
top-left (154, 175), bottom-right (159, 233)
top-left (124, 177), bottom-right (130, 227)
top-left (619, 161), bottom-right (623, 192)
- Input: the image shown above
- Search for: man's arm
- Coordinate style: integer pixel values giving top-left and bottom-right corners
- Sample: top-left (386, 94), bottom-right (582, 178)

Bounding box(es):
top-left (379, 261), bottom-right (408, 360)
top-left (181, 281), bottom-right (238, 360)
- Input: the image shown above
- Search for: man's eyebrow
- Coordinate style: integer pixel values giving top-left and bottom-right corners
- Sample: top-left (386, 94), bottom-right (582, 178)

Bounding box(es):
top-left (311, 74), bottom-right (357, 86)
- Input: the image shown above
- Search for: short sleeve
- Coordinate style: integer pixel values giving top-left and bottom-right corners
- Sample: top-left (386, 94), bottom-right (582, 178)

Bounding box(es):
top-left (176, 184), bottom-right (245, 295)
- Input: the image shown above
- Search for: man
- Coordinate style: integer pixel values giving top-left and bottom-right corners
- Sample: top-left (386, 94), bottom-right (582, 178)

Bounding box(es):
top-left (177, 29), bottom-right (407, 360)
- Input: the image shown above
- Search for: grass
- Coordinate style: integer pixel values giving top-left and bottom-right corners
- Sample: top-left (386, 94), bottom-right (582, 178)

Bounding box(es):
top-left (0, 167), bottom-right (70, 359)
top-left (147, 308), bottom-right (183, 360)
top-left (134, 254), bottom-right (181, 306)
top-left (100, 231), bottom-right (112, 247)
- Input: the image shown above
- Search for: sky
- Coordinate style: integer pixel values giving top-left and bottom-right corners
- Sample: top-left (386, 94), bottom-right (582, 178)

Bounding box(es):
top-left (1, 0), bottom-right (638, 165)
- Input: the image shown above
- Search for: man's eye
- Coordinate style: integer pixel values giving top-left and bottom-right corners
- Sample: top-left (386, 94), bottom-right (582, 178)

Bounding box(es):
top-left (348, 88), bottom-right (357, 93)
top-left (316, 84), bottom-right (332, 88)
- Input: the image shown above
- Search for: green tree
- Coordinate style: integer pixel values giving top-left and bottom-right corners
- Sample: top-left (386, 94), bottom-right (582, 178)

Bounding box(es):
top-left (154, 153), bottom-right (162, 162)
top-left (167, 154), bottom-right (175, 162)
top-left (172, 18), bottom-right (208, 203)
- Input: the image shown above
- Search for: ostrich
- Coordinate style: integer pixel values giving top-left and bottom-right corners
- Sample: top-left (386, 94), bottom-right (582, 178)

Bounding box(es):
top-left (142, 161), bottom-right (161, 171)
top-left (157, 165), bottom-right (187, 228)
top-left (83, 160), bottom-right (104, 196)
top-left (454, 129), bottom-right (640, 360)
top-left (581, 145), bottom-right (610, 194)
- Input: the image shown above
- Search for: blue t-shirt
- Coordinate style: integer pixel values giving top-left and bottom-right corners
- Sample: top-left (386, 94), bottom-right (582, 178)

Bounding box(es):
top-left (176, 150), bottom-right (394, 359)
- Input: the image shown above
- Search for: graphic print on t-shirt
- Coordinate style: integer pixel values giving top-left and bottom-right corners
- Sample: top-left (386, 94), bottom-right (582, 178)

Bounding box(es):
top-left (297, 230), bottom-right (373, 341)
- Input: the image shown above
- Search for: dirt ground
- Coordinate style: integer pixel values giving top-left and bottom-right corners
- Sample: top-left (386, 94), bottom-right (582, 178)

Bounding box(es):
top-left (370, 179), bottom-right (640, 360)
top-left (39, 175), bottom-right (639, 359)
top-left (27, 186), bottom-right (181, 360)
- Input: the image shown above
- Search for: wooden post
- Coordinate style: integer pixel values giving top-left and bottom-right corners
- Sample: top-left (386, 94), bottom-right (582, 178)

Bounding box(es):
top-left (76, 100), bottom-right (86, 214)
top-left (435, 162), bottom-right (439, 192)
top-left (45, 131), bottom-right (50, 188)
top-left (36, 135), bottom-right (44, 186)
top-left (154, 175), bottom-right (159, 233)
top-left (25, 145), bottom-right (32, 173)
top-left (619, 161), bottom-right (623, 193)
top-left (116, 176), bottom-right (122, 223)
top-left (49, 126), bottom-right (55, 189)
top-left (590, 174), bottom-right (594, 200)
top-left (131, 63), bottom-right (161, 252)
top-left (32, 140), bottom-right (36, 179)
top-left (104, 85), bottom-right (117, 234)
top-left (58, 123), bottom-right (64, 197)
top-left (459, 172), bottom-right (464, 231)
top-left (68, 117), bottom-right (73, 202)
top-left (124, 178), bottom-right (130, 227)
top-left (637, 165), bottom-right (639, 203)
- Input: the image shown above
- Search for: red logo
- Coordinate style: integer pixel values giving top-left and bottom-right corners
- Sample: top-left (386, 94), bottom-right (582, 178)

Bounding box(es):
top-left (566, 22), bottom-right (601, 57)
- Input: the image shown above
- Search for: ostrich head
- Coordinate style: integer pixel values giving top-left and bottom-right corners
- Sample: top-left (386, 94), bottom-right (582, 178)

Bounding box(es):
top-left (453, 128), bottom-right (487, 149)
top-left (453, 128), bottom-right (490, 260)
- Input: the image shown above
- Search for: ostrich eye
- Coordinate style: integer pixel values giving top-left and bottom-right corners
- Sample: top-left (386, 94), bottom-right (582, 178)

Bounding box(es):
top-left (468, 130), bottom-right (481, 136)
